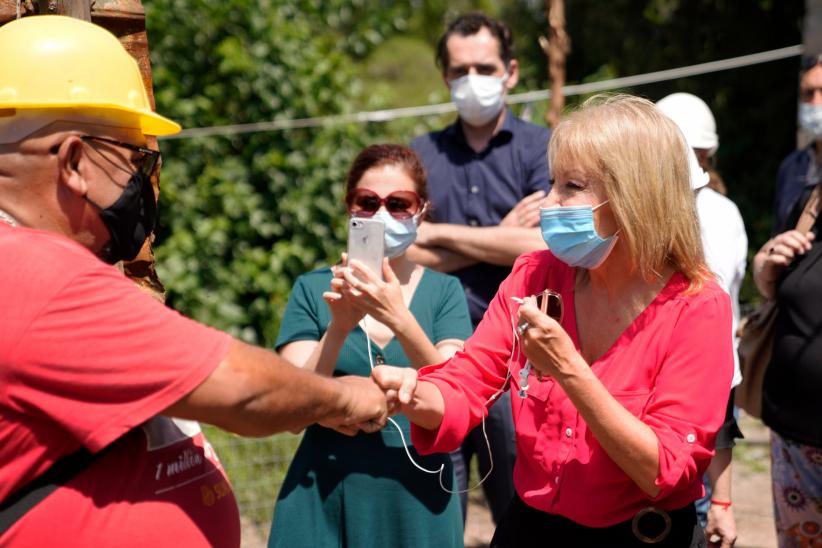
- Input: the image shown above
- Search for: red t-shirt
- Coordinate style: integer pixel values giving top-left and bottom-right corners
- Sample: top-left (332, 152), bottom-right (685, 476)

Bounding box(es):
top-left (412, 251), bottom-right (733, 527)
top-left (0, 224), bottom-right (239, 547)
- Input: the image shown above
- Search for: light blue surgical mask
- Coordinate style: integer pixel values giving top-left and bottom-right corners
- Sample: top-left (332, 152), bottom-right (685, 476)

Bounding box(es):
top-left (799, 103), bottom-right (822, 138)
top-left (539, 201), bottom-right (619, 269)
top-left (373, 209), bottom-right (418, 259)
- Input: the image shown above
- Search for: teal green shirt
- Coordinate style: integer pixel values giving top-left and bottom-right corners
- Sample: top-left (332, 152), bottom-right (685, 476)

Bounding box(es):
top-left (277, 266), bottom-right (472, 377)
top-left (269, 267), bottom-right (471, 548)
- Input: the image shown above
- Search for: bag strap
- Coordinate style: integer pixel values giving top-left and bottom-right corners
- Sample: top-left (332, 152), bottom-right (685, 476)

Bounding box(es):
top-left (796, 183), bottom-right (821, 234)
top-left (0, 448), bottom-right (94, 537)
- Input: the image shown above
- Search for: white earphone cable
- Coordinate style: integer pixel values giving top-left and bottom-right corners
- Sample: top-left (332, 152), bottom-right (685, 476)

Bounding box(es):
top-left (361, 308), bottom-right (523, 494)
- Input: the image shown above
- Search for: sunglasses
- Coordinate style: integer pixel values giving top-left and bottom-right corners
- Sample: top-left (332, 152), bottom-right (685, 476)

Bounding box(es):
top-left (81, 135), bottom-right (162, 178)
top-left (345, 188), bottom-right (423, 220)
top-left (534, 289), bottom-right (563, 323)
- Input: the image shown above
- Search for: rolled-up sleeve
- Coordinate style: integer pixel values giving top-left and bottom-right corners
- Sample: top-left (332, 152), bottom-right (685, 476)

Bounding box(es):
top-left (645, 287), bottom-right (734, 499)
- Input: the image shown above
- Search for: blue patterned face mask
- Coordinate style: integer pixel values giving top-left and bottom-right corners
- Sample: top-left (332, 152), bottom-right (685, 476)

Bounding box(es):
top-left (539, 201), bottom-right (619, 269)
top-left (373, 209), bottom-right (418, 259)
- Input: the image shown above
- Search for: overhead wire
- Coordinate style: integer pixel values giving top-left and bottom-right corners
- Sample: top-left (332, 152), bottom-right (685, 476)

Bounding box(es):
top-left (161, 44), bottom-right (803, 141)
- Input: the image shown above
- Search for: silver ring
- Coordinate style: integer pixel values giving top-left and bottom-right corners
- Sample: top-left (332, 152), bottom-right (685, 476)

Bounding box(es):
top-left (517, 321), bottom-right (530, 336)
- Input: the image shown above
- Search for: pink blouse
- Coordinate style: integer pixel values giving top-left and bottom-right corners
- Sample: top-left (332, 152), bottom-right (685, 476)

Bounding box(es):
top-left (411, 250), bottom-right (733, 527)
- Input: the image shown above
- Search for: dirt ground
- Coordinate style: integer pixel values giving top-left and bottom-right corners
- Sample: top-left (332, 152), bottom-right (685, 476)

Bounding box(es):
top-left (464, 413), bottom-right (778, 548)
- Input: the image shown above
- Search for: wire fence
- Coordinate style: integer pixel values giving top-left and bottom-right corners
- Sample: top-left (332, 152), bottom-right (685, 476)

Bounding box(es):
top-left (161, 44), bottom-right (802, 141)
top-left (204, 426), bottom-right (302, 546)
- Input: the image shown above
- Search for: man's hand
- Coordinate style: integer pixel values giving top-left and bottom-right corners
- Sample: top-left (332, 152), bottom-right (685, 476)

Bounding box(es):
top-left (500, 190), bottom-right (548, 228)
top-left (319, 375), bottom-right (388, 436)
top-left (705, 504), bottom-right (737, 548)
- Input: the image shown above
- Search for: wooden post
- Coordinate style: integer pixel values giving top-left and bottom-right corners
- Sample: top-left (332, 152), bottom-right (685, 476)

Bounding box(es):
top-left (805, 0), bottom-right (822, 56)
top-left (36, 0), bottom-right (90, 19)
top-left (0, 0), bottom-right (166, 299)
top-left (540, 0), bottom-right (571, 128)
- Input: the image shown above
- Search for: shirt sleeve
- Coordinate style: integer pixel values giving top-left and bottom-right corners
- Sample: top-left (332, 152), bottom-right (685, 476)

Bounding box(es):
top-left (275, 274), bottom-right (324, 349)
top-left (645, 286), bottom-right (734, 500)
top-left (432, 275), bottom-right (473, 343)
top-left (411, 254), bottom-right (539, 453)
top-left (7, 264), bottom-right (231, 453)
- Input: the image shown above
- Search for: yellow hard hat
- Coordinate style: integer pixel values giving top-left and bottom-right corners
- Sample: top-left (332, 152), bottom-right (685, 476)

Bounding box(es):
top-left (0, 15), bottom-right (180, 137)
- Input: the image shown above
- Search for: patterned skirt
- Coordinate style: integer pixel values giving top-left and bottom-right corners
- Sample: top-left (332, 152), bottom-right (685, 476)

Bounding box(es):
top-left (770, 430), bottom-right (822, 547)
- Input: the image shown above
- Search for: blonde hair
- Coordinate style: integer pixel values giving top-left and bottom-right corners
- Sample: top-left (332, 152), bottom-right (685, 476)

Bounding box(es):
top-left (548, 94), bottom-right (709, 291)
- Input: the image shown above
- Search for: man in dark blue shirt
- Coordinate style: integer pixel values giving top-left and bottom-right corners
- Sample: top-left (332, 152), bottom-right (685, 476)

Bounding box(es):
top-left (409, 12), bottom-right (551, 526)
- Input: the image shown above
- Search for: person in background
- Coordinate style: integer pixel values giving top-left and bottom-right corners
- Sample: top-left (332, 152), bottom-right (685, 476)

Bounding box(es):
top-left (375, 94), bottom-right (733, 547)
top-left (409, 12), bottom-right (551, 525)
top-left (754, 53), bottom-right (822, 547)
top-left (268, 144), bottom-right (470, 548)
top-left (0, 15), bottom-right (387, 547)
top-left (658, 92), bottom-right (747, 548)
top-left (773, 53), bottom-right (822, 235)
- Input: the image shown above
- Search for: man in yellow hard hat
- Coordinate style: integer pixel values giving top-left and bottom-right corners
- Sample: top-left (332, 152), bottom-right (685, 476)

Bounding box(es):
top-left (0, 15), bottom-right (387, 547)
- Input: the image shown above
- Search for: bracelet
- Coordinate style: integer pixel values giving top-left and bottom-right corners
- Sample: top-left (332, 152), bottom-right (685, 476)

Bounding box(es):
top-left (710, 499), bottom-right (732, 509)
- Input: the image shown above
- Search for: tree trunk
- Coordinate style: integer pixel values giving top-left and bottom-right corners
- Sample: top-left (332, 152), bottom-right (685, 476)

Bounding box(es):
top-left (36, 0), bottom-right (89, 19)
top-left (805, 0), bottom-right (822, 56)
top-left (541, 0), bottom-right (571, 128)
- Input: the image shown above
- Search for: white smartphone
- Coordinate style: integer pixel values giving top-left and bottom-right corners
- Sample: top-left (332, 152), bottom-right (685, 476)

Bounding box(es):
top-left (346, 217), bottom-right (385, 280)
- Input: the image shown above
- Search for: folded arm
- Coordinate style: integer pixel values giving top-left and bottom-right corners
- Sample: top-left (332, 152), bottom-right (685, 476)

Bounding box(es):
top-left (414, 222), bottom-right (546, 266)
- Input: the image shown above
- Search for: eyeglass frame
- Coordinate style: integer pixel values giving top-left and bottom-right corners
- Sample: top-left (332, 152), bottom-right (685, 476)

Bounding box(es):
top-left (345, 188), bottom-right (424, 220)
top-left (80, 135), bottom-right (162, 178)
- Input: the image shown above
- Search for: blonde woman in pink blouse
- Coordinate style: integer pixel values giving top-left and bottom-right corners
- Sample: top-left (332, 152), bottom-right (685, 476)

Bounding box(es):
top-left (371, 95), bottom-right (734, 547)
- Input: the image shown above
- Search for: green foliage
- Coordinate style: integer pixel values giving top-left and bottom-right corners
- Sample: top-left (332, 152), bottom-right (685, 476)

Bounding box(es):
top-left (146, 0), bottom-right (415, 344)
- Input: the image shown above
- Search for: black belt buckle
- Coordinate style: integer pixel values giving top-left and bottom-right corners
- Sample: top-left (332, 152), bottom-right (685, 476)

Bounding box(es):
top-left (631, 506), bottom-right (672, 544)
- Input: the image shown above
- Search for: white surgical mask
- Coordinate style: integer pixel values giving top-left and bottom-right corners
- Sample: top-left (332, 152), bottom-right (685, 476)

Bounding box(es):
top-left (799, 103), bottom-right (822, 138)
top-left (449, 72), bottom-right (508, 126)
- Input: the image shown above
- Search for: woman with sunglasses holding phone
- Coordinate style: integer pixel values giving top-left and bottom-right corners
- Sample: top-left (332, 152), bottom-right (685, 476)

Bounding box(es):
top-left (268, 144), bottom-right (470, 548)
top-left (372, 95), bottom-right (734, 547)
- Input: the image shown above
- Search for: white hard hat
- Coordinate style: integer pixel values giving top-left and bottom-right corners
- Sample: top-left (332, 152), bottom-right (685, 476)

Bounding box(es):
top-left (656, 93), bottom-right (718, 154)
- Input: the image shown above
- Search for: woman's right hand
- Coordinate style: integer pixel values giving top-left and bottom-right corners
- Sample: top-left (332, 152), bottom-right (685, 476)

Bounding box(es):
top-left (371, 365), bottom-right (418, 415)
top-left (754, 230), bottom-right (815, 297)
top-left (371, 365), bottom-right (446, 430)
top-left (324, 255), bottom-right (365, 333)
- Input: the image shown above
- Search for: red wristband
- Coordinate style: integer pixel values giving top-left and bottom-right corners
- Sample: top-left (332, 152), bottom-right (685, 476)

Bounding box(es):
top-left (710, 499), bottom-right (732, 509)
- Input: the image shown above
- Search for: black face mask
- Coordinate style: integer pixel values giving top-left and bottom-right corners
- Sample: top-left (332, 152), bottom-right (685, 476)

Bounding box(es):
top-left (90, 170), bottom-right (157, 264)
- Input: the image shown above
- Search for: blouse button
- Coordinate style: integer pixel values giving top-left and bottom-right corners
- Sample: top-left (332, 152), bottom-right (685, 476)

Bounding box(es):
top-left (686, 433), bottom-right (696, 443)
top-left (565, 427), bottom-right (573, 438)
top-left (554, 476), bottom-right (560, 484)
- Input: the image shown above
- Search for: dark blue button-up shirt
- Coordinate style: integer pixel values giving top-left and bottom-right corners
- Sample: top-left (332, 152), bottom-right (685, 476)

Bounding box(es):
top-left (773, 144), bottom-right (818, 235)
top-left (411, 111), bottom-right (551, 326)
